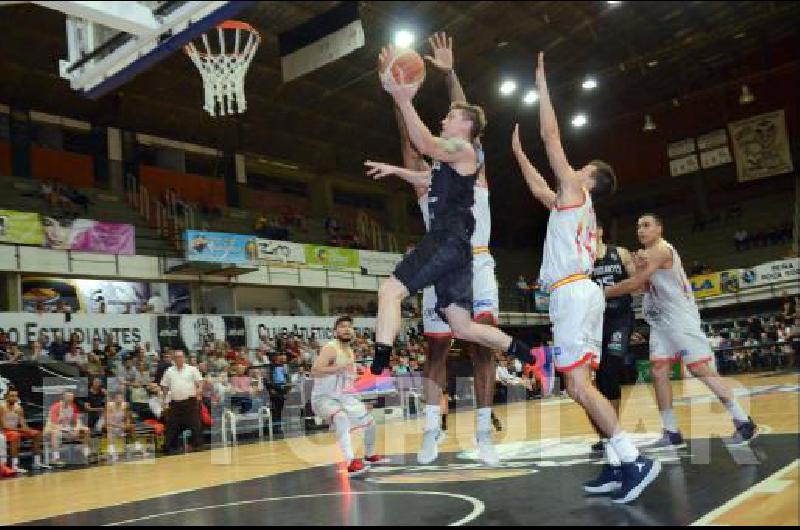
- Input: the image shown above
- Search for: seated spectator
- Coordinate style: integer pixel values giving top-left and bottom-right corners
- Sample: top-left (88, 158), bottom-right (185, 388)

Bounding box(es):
top-left (104, 345), bottom-right (122, 377)
top-left (496, 358), bottom-right (532, 392)
top-left (65, 344), bottom-right (88, 370)
top-left (208, 350), bottom-right (229, 377)
top-left (44, 391), bottom-right (91, 467)
top-left (392, 357), bottom-right (410, 376)
top-left (86, 353), bottom-right (104, 377)
top-left (115, 357), bottom-right (138, 397)
top-left (1, 387), bottom-right (46, 473)
top-left (4, 343), bottom-right (22, 363)
top-left (25, 340), bottom-right (50, 363)
top-left (251, 346), bottom-right (271, 368)
top-left (228, 364), bottom-right (261, 414)
top-left (48, 334), bottom-right (69, 362)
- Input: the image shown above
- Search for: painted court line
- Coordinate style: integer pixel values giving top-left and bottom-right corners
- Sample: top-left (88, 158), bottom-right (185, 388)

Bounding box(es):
top-left (691, 459), bottom-right (799, 526)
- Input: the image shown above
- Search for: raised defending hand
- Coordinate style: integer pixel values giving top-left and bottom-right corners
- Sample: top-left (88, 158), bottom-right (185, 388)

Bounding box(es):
top-left (424, 32), bottom-right (454, 73)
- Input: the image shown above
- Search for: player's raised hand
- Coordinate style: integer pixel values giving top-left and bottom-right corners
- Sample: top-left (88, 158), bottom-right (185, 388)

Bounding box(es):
top-left (378, 44), bottom-right (397, 73)
top-left (424, 32), bottom-right (454, 73)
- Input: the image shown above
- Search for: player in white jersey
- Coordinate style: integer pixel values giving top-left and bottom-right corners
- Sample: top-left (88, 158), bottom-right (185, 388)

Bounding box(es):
top-left (310, 316), bottom-right (388, 477)
top-left (371, 34), bottom-right (508, 468)
top-left (604, 214), bottom-right (758, 447)
top-left (511, 52), bottom-right (660, 504)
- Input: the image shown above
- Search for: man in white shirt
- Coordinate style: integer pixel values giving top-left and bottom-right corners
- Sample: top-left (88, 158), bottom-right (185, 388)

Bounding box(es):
top-left (161, 351), bottom-right (203, 454)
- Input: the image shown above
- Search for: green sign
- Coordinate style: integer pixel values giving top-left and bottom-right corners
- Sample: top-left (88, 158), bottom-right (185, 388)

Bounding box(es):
top-left (635, 360), bottom-right (682, 383)
top-left (0, 210), bottom-right (44, 245)
top-left (304, 245), bottom-right (361, 271)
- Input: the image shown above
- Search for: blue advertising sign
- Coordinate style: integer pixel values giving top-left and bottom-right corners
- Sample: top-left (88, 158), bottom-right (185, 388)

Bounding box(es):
top-left (184, 231), bottom-right (258, 264)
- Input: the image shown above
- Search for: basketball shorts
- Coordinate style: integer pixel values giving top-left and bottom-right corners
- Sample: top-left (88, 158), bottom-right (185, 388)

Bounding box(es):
top-left (311, 394), bottom-right (373, 431)
top-left (394, 229), bottom-right (472, 319)
top-left (650, 326), bottom-right (714, 367)
top-left (422, 252), bottom-right (499, 337)
top-left (548, 279), bottom-right (604, 373)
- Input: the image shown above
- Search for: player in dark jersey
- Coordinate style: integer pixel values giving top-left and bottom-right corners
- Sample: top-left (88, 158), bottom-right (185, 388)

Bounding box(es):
top-left (590, 221), bottom-right (637, 452)
top-left (364, 49), bottom-right (554, 432)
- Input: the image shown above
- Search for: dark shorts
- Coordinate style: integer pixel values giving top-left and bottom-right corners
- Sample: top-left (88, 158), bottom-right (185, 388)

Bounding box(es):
top-left (602, 312), bottom-right (634, 359)
top-left (394, 230), bottom-right (473, 319)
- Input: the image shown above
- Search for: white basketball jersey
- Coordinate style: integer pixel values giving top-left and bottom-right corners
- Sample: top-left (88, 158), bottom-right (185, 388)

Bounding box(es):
top-left (539, 190), bottom-right (598, 289)
top-left (642, 241), bottom-right (702, 331)
top-left (311, 340), bottom-right (355, 400)
top-left (419, 185), bottom-right (490, 248)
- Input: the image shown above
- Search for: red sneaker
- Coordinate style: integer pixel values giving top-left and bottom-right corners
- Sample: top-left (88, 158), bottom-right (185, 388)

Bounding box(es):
top-left (365, 455), bottom-right (390, 465)
top-left (347, 459), bottom-right (369, 477)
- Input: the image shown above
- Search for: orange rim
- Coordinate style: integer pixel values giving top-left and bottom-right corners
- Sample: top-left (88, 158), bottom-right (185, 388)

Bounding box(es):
top-left (183, 20), bottom-right (260, 57)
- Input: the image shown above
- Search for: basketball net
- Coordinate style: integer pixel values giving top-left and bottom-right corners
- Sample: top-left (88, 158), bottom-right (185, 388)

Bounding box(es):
top-left (184, 21), bottom-right (260, 117)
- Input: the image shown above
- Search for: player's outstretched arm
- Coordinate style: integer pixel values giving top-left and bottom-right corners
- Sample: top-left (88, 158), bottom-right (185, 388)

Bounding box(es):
top-left (425, 32), bottom-right (467, 104)
top-left (512, 124), bottom-right (557, 209)
top-left (605, 245), bottom-right (671, 298)
top-left (365, 161), bottom-right (432, 189)
top-left (537, 52), bottom-right (582, 199)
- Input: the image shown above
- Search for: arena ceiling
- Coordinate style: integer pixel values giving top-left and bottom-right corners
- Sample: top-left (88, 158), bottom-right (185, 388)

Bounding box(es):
top-left (0, 1), bottom-right (798, 232)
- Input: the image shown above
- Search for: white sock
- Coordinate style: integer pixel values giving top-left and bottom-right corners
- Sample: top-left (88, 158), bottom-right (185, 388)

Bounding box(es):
top-left (12, 457), bottom-right (19, 469)
top-left (476, 408), bottom-right (492, 433)
top-left (660, 408), bottom-right (679, 433)
top-left (34, 455), bottom-right (41, 466)
top-left (605, 442), bottom-right (621, 467)
top-left (82, 447), bottom-right (90, 458)
top-left (364, 421), bottom-right (376, 457)
top-left (723, 399), bottom-right (749, 423)
top-left (424, 405), bottom-right (441, 431)
top-left (610, 432), bottom-right (640, 463)
top-left (53, 451), bottom-right (60, 461)
top-left (332, 413), bottom-right (355, 462)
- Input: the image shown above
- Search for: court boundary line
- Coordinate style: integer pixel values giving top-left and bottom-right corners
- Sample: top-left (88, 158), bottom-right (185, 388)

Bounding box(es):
top-left (104, 491), bottom-right (485, 527)
top-left (690, 459), bottom-right (799, 526)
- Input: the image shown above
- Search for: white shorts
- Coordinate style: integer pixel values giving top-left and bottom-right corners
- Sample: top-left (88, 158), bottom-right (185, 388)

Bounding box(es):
top-left (650, 327), bottom-right (714, 367)
top-left (311, 394), bottom-right (372, 430)
top-left (548, 279), bottom-right (604, 373)
top-left (423, 253), bottom-right (499, 337)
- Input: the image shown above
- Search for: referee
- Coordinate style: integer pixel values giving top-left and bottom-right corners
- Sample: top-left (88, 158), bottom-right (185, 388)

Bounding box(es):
top-left (161, 350), bottom-right (203, 454)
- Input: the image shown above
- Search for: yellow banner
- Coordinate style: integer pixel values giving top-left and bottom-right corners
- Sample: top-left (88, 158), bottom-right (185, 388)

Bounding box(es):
top-left (0, 210), bottom-right (44, 245)
top-left (690, 273), bottom-right (722, 299)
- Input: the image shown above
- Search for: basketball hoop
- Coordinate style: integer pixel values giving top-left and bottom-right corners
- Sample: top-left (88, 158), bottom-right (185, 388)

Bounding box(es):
top-left (184, 20), bottom-right (260, 117)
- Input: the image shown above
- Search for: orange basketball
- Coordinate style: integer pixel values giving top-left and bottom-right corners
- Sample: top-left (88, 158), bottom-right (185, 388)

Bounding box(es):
top-left (385, 49), bottom-right (426, 87)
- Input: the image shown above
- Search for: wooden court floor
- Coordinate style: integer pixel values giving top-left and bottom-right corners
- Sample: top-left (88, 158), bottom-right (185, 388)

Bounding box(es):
top-left (2, 371), bottom-right (798, 526)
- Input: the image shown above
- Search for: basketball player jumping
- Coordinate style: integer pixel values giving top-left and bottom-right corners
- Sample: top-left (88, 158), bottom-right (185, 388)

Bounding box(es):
top-left (511, 52), bottom-right (660, 504)
top-left (589, 221), bottom-right (638, 453)
top-left (311, 316), bottom-right (388, 477)
top-left (603, 213), bottom-right (758, 447)
top-left (372, 34), bottom-right (504, 466)
top-left (365, 43), bottom-right (554, 459)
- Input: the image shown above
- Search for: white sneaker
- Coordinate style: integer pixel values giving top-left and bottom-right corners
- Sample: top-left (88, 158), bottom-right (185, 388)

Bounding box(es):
top-left (32, 462), bottom-right (51, 471)
top-left (476, 430), bottom-right (500, 467)
top-left (417, 428), bottom-right (441, 465)
top-left (13, 467), bottom-right (28, 475)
